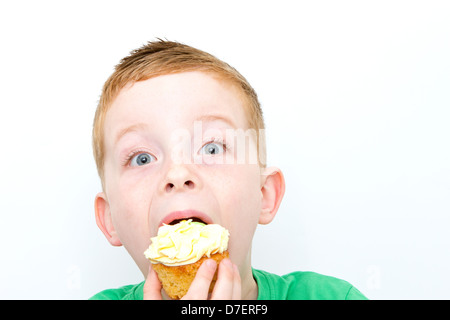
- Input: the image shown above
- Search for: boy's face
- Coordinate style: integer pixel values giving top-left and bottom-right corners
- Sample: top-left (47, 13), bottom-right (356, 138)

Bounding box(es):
top-left (96, 71), bottom-right (278, 275)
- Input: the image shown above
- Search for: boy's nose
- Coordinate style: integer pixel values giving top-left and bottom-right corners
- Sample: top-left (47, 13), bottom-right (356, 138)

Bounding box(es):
top-left (165, 180), bottom-right (195, 192)
top-left (162, 164), bottom-right (199, 193)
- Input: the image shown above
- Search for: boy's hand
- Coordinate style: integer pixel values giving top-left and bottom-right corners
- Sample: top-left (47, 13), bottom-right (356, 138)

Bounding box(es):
top-left (143, 258), bottom-right (241, 300)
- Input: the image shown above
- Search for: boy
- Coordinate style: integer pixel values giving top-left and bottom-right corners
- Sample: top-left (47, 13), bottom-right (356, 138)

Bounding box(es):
top-left (90, 40), bottom-right (366, 300)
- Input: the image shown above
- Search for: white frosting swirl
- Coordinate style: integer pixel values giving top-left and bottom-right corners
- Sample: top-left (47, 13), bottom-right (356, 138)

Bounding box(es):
top-left (144, 219), bottom-right (229, 266)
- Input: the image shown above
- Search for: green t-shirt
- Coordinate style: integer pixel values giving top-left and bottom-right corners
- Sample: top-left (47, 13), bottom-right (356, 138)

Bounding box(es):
top-left (252, 269), bottom-right (366, 300)
top-left (89, 268), bottom-right (367, 300)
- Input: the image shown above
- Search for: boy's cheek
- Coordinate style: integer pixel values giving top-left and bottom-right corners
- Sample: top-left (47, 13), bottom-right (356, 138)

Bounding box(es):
top-left (225, 193), bottom-right (260, 264)
top-left (109, 195), bottom-right (152, 255)
top-left (107, 177), bottom-right (152, 226)
top-left (220, 169), bottom-right (261, 222)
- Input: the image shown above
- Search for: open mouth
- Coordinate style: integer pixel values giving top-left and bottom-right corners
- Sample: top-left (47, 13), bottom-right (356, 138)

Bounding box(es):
top-left (169, 217), bottom-right (207, 225)
top-left (160, 210), bottom-right (213, 227)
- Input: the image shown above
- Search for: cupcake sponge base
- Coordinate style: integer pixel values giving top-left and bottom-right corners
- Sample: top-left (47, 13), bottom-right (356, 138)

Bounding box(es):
top-left (152, 251), bottom-right (229, 300)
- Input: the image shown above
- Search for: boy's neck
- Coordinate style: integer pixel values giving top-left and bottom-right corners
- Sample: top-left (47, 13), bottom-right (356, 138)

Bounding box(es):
top-left (241, 269), bottom-right (258, 300)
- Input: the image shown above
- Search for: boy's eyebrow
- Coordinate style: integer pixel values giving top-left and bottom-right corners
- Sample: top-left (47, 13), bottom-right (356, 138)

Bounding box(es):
top-left (195, 114), bottom-right (237, 128)
top-left (114, 115), bottom-right (236, 145)
top-left (114, 122), bottom-right (148, 145)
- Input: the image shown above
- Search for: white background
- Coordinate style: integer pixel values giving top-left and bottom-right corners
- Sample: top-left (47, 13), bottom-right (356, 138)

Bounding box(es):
top-left (0, 1), bottom-right (449, 299)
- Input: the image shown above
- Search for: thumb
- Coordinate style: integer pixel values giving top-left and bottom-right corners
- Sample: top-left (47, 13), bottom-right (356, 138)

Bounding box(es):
top-left (143, 264), bottom-right (162, 300)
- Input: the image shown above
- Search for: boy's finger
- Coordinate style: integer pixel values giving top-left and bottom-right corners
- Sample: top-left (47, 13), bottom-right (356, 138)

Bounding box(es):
top-left (143, 265), bottom-right (163, 300)
top-left (210, 258), bottom-right (235, 300)
top-left (182, 259), bottom-right (217, 300)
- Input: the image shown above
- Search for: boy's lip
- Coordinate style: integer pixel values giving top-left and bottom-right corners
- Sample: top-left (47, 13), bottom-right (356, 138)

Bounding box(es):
top-left (159, 210), bottom-right (213, 227)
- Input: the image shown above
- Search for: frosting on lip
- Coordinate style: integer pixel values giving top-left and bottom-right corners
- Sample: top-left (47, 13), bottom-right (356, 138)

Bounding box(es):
top-left (159, 210), bottom-right (213, 227)
top-left (144, 219), bottom-right (229, 266)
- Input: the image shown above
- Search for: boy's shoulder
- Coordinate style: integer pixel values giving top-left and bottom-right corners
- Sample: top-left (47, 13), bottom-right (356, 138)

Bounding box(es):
top-left (89, 282), bottom-right (145, 300)
top-left (253, 268), bottom-right (367, 300)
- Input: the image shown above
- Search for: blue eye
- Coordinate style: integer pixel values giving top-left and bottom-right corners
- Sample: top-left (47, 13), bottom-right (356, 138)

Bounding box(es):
top-left (201, 142), bottom-right (224, 155)
top-left (130, 152), bottom-right (155, 166)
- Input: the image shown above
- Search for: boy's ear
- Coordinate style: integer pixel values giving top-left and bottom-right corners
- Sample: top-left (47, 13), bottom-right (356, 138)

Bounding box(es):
top-left (259, 167), bottom-right (285, 225)
top-left (95, 192), bottom-right (122, 247)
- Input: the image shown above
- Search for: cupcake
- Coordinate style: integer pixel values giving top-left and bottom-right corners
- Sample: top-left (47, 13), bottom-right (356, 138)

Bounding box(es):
top-left (144, 219), bottom-right (229, 299)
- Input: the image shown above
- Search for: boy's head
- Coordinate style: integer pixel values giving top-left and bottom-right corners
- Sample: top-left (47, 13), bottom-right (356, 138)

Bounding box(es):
top-left (92, 40), bottom-right (285, 279)
top-left (93, 40), bottom-right (265, 188)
